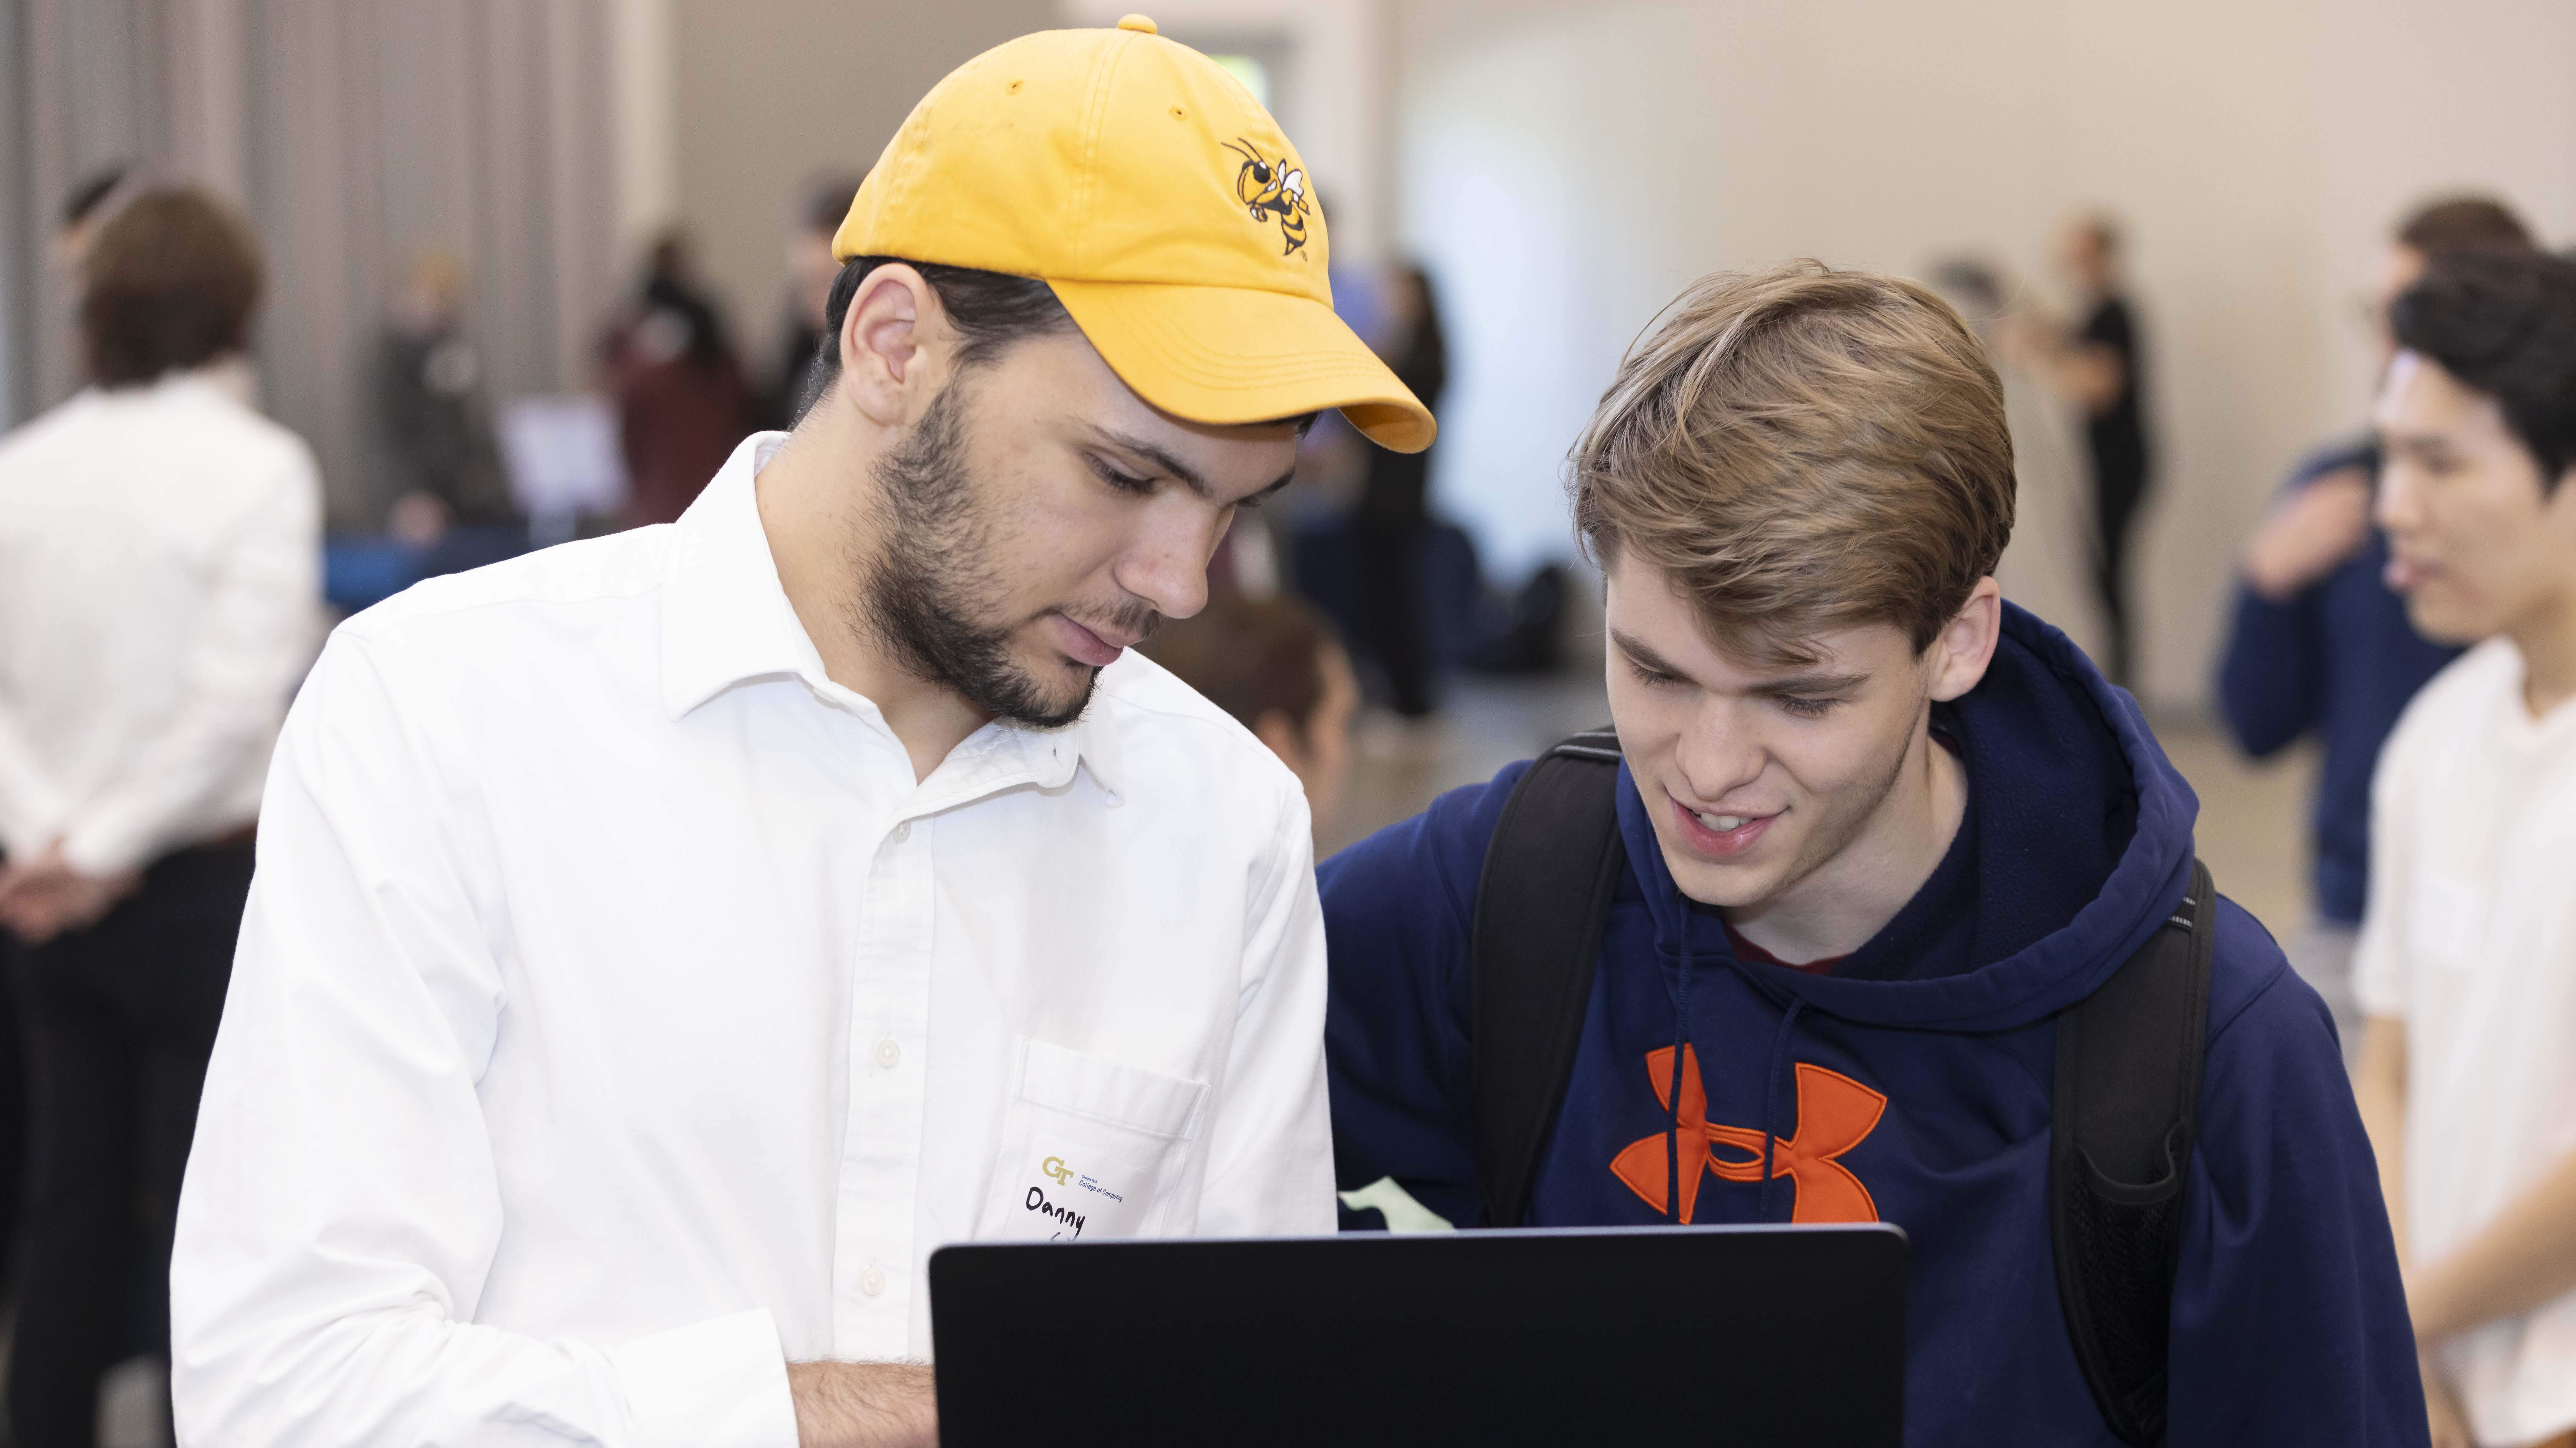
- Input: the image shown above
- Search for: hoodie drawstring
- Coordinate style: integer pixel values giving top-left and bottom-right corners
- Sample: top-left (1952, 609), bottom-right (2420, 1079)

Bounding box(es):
top-left (1664, 929), bottom-right (1695, 1224)
top-left (1758, 998), bottom-right (1806, 1224)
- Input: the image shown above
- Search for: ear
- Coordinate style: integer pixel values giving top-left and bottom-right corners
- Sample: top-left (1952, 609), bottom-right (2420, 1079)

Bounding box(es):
top-left (833, 263), bottom-right (948, 427)
top-left (1252, 708), bottom-right (1310, 774)
top-left (1925, 577), bottom-right (2004, 704)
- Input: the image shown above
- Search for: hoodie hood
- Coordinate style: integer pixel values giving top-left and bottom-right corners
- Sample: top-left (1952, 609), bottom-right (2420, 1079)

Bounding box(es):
top-left (1618, 601), bottom-right (2199, 1034)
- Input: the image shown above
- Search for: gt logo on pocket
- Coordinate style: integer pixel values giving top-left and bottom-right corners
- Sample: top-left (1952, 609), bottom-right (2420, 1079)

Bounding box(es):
top-left (1042, 1156), bottom-right (1073, 1185)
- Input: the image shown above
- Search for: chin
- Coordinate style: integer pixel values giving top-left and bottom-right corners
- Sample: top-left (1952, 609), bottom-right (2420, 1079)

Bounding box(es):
top-left (2403, 589), bottom-right (2495, 647)
top-left (1657, 835), bottom-right (1782, 910)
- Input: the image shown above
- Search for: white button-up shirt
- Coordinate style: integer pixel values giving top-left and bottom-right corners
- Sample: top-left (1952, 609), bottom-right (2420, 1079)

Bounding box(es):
top-left (0, 372), bottom-right (322, 871)
top-left (172, 434), bottom-right (1334, 1448)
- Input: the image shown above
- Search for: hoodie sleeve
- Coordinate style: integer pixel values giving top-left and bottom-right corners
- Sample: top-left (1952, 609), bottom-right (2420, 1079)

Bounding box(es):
top-left (2214, 577), bottom-right (2324, 761)
top-left (2164, 899), bottom-right (2430, 1446)
top-left (1317, 764), bottom-right (1527, 1230)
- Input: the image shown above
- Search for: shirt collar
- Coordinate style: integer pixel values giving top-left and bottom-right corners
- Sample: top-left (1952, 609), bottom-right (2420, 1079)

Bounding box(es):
top-left (659, 432), bottom-right (815, 720)
top-left (658, 431), bottom-right (1127, 802)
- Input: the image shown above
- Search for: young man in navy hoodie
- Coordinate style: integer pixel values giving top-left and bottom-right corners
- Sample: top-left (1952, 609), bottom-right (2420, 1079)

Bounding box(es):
top-left (1321, 262), bottom-right (2427, 1444)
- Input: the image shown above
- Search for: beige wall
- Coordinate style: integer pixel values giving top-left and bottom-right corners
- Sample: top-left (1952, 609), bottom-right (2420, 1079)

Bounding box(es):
top-left (1392, 0), bottom-right (2576, 711)
top-left (668, 0), bottom-right (1055, 379)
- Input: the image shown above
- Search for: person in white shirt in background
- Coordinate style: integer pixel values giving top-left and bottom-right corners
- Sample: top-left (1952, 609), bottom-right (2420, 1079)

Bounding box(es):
top-left (2355, 244), bottom-right (2576, 1448)
top-left (0, 188), bottom-right (321, 1448)
top-left (169, 17), bottom-right (1433, 1448)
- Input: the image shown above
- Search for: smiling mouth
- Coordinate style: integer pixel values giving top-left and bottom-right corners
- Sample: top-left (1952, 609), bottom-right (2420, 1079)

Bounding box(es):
top-left (1670, 794), bottom-right (1781, 859)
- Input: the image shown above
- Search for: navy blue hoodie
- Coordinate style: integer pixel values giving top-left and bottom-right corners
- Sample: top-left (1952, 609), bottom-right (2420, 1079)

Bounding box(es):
top-left (1321, 605), bottom-right (2426, 1446)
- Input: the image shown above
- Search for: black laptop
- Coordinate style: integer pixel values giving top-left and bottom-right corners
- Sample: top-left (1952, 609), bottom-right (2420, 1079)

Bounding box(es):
top-left (931, 1223), bottom-right (1906, 1446)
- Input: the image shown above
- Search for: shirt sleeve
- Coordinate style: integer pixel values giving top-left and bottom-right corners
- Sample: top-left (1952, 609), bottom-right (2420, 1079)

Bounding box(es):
top-left (59, 444), bottom-right (324, 876)
top-left (170, 632), bottom-right (797, 1448)
top-left (2214, 578), bottom-right (2323, 760)
top-left (1194, 779), bottom-right (1335, 1236)
top-left (2352, 680), bottom-right (2429, 1021)
top-left (2166, 903), bottom-right (2431, 1445)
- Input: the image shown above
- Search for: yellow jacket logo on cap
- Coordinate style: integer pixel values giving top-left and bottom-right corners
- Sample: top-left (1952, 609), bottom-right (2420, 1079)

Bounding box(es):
top-left (1222, 138), bottom-right (1310, 258)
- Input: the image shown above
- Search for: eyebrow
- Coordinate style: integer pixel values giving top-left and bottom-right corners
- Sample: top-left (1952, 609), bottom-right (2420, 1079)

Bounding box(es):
top-left (1093, 429), bottom-right (1295, 505)
top-left (1608, 628), bottom-right (1866, 695)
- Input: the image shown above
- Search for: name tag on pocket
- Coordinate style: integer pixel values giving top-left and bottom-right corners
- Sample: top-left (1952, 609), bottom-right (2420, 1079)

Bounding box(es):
top-left (1001, 1130), bottom-right (1158, 1241)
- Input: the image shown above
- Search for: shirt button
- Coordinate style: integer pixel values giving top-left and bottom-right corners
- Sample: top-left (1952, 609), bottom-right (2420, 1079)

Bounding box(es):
top-left (890, 821), bottom-right (911, 843)
top-left (874, 1037), bottom-right (902, 1069)
top-left (861, 1266), bottom-right (888, 1297)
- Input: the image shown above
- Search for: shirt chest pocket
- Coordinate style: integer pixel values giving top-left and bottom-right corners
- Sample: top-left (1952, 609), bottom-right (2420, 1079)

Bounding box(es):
top-left (981, 1038), bottom-right (1210, 1243)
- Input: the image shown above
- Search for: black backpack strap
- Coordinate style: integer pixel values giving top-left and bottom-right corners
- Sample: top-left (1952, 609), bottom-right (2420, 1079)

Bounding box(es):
top-left (2052, 858), bottom-right (2217, 1447)
top-left (1470, 728), bottom-right (1627, 1228)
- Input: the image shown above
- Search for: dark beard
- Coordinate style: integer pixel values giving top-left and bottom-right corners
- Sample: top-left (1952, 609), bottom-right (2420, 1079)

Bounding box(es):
top-left (852, 379), bottom-right (1155, 730)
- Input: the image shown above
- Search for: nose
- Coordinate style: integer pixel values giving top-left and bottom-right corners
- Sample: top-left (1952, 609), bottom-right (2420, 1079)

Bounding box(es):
top-left (2375, 459), bottom-right (2420, 537)
top-left (1113, 499), bottom-right (1220, 622)
top-left (1669, 699), bottom-right (1768, 805)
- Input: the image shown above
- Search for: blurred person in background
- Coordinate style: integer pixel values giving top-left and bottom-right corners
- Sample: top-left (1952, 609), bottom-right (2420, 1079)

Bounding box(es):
top-left (2028, 215), bottom-right (2153, 688)
top-left (603, 230), bottom-right (758, 528)
top-left (0, 187), bottom-right (321, 1448)
top-left (1933, 257), bottom-right (2098, 660)
top-left (763, 172), bottom-right (867, 430)
top-left (2357, 246), bottom-right (2576, 1448)
top-left (2217, 197), bottom-right (2529, 1050)
top-left (1352, 263), bottom-right (1448, 728)
top-left (168, 19), bottom-right (1430, 1446)
top-left (377, 250), bottom-right (518, 550)
top-left (1141, 593), bottom-right (1359, 839)
top-left (0, 158), bottom-right (136, 1377)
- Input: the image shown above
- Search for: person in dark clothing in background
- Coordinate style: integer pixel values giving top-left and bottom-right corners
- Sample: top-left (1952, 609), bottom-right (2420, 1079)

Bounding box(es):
top-left (602, 231), bottom-right (758, 528)
top-left (2038, 216), bottom-right (2151, 688)
top-left (2217, 196), bottom-right (2530, 1048)
top-left (762, 172), bottom-right (866, 430)
top-left (378, 250), bottom-right (515, 544)
top-left (1352, 264), bottom-right (1448, 721)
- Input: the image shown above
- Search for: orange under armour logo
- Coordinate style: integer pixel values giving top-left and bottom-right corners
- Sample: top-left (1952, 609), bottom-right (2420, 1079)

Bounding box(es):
top-left (1609, 1046), bottom-right (1885, 1224)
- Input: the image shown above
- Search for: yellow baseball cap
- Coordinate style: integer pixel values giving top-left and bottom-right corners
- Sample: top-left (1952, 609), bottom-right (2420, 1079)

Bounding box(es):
top-left (832, 15), bottom-right (1433, 453)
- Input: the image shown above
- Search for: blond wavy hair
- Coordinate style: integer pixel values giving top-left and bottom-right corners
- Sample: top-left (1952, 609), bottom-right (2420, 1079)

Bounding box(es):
top-left (1571, 260), bottom-right (2016, 667)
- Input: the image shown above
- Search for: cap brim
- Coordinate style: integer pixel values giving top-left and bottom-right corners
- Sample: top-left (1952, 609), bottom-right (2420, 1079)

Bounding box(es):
top-left (1047, 279), bottom-right (1435, 453)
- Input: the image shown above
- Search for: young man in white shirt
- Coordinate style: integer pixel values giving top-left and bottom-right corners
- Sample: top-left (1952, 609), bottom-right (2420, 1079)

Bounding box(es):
top-left (2357, 244), bottom-right (2576, 1448)
top-left (0, 188), bottom-right (322, 1448)
top-left (168, 19), bottom-right (1431, 1448)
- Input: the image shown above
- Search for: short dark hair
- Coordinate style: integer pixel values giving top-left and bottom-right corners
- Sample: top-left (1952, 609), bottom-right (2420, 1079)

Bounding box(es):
top-left (2390, 245), bottom-right (2576, 493)
top-left (1140, 593), bottom-right (1342, 741)
top-left (2396, 196), bottom-right (2533, 256)
top-left (79, 187), bottom-right (263, 387)
top-left (798, 257), bottom-right (1073, 420)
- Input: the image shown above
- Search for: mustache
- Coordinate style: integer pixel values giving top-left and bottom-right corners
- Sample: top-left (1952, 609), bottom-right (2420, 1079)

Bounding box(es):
top-left (1057, 595), bottom-right (1166, 651)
